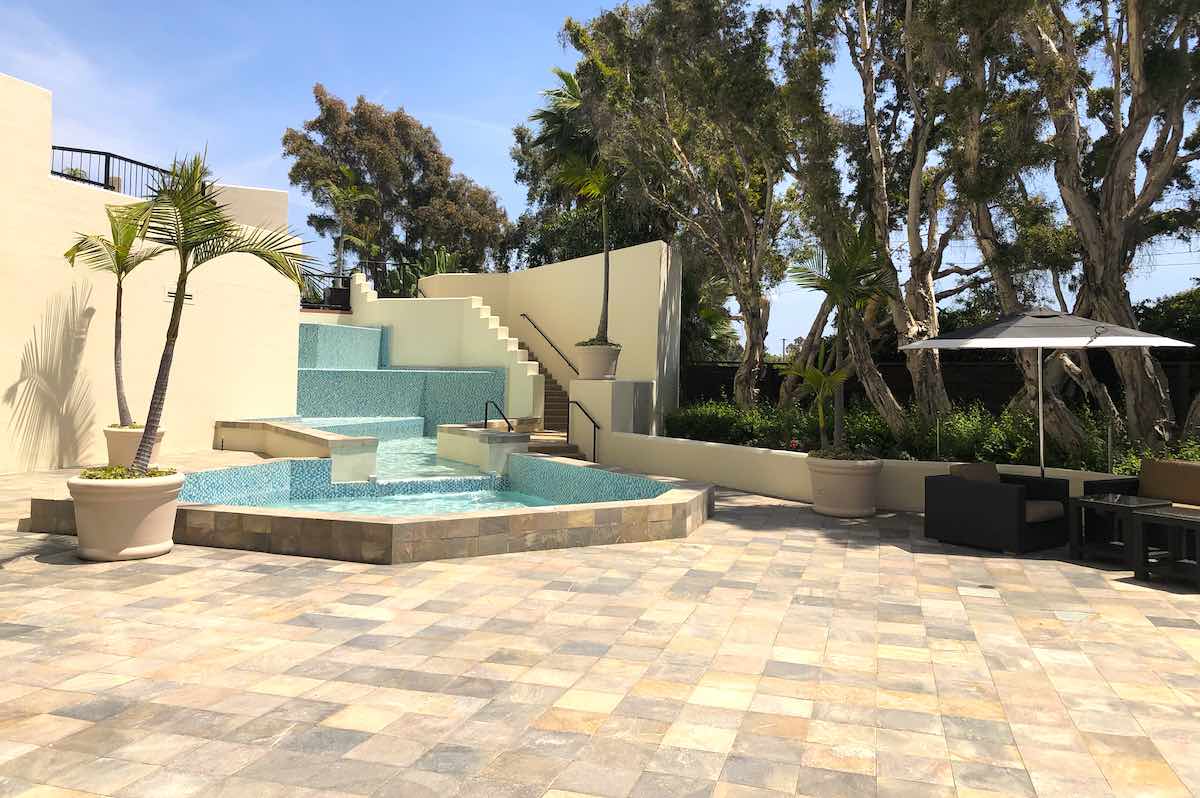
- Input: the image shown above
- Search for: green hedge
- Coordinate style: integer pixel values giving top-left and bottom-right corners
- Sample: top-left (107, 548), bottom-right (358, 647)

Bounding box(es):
top-left (664, 400), bottom-right (1200, 475)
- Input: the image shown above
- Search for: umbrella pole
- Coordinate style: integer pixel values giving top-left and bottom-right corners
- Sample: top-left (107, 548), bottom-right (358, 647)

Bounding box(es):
top-left (1038, 346), bottom-right (1045, 477)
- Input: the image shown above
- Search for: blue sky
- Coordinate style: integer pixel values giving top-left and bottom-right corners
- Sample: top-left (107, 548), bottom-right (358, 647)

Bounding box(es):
top-left (1, 1), bottom-right (1194, 353)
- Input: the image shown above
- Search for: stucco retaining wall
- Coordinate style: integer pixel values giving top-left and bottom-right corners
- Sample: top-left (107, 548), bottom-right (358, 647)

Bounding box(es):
top-left (595, 431), bottom-right (1119, 513)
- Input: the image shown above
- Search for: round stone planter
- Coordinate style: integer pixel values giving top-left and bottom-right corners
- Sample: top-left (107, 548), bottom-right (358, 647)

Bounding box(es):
top-left (103, 426), bottom-right (165, 467)
top-left (67, 472), bottom-right (184, 561)
top-left (575, 343), bottom-right (621, 380)
top-left (807, 456), bottom-right (883, 518)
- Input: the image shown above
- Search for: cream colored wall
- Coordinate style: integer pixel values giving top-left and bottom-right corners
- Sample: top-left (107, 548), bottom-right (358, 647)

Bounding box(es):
top-left (420, 241), bottom-right (680, 429)
top-left (302, 274), bottom-right (543, 419)
top-left (595, 431), bottom-right (1118, 513)
top-left (0, 74), bottom-right (302, 473)
top-left (218, 184), bottom-right (289, 230)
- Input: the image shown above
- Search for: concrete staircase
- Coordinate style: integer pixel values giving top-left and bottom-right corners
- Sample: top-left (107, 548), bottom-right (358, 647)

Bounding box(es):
top-left (527, 432), bottom-right (584, 459)
top-left (518, 340), bottom-right (569, 432)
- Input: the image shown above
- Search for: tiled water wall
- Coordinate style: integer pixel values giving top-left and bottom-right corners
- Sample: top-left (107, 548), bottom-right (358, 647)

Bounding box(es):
top-left (297, 368), bottom-right (506, 435)
top-left (296, 323), bottom-right (506, 433)
top-left (292, 416), bottom-right (425, 440)
top-left (298, 323), bottom-right (383, 369)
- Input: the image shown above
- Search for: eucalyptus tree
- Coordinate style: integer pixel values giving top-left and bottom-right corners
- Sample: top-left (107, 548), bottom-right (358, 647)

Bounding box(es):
top-left (124, 155), bottom-right (316, 472)
top-left (65, 207), bottom-right (167, 428)
top-left (1020, 0), bottom-right (1200, 444)
top-left (566, 0), bottom-right (789, 406)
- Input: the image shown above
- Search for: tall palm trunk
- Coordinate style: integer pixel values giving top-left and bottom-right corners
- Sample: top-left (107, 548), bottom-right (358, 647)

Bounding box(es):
top-left (132, 266), bottom-right (188, 472)
top-left (595, 197), bottom-right (610, 342)
top-left (113, 279), bottom-right (133, 428)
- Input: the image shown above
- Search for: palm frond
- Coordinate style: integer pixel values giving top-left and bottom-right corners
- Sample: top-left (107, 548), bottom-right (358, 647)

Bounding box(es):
top-left (191, 225), bottom-right (317, 289)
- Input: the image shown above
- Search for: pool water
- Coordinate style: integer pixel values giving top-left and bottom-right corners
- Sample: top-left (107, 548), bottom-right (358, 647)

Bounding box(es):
top-left (375, 437), bottom-right (481, 479)
top-left (270, 489), bottom-right (553, 516)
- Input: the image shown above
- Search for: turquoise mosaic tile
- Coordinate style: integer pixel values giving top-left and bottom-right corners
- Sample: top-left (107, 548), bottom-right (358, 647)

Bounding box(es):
top-left (180, 458), bottom-right (499, 508)
top-left (506, 455), bottom-right (669, 504)
top-left (298, 323), bottom-right (382, 369)
top-left (297, 367), bottom-right (505, 435)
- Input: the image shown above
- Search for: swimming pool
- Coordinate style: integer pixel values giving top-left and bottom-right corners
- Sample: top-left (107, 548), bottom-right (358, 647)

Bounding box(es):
top-left (178, 454), bottom-right (671, 519)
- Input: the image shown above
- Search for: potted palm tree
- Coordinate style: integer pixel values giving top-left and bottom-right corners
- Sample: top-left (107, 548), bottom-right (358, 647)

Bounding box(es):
top-left (66, 207), bottom-right (168, 467)
top-left (532, 68), bottom-right (621, 379)
top-left (67, 155), bottom-right (314, 561)
top-left (789, 225), bottom-right (888, 517)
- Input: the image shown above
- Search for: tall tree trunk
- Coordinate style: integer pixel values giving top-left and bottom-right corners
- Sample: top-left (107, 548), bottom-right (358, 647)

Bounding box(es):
top-left (596, 197), bottom-right (610, 342)
top-left (132, 267), bottom-right (188, 472)
top-left (832, 327), bottom-right (845, 447)
top-left (1090, 276), bottom-right (1176, 444)
top-left (114, 279), bottom-right (133, 427)
top-left (1186, 392), bottom-right (1200, 439)
top-left (734, 293), bottom-right (769, 407)
top-left (779, 295), bottom-right (833, 405)
top-left (846, 317), bottom-right (906, 437)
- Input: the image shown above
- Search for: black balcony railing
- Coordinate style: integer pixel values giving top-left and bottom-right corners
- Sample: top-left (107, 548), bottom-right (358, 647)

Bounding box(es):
top-left (50, 146), bottom-right (167, 198)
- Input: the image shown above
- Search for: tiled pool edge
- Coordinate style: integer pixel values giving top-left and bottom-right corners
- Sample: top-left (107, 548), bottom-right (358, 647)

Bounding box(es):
top-left (29, 455), bottom-right (714, 566)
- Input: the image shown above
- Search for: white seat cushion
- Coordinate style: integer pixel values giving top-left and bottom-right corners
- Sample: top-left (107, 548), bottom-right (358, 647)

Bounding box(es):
top-left (1025, 500), bottom-right (1064, 524)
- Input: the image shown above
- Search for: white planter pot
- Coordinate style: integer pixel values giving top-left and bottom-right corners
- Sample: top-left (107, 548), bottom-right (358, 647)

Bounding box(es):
top-left (808, 456), bottom-right (883, 518)
top-left (103, 426), bottom-right (166, 467)
top-left (575, 344), bottom-right (621, 380)
top-left (67, 472), bottom-right (184, 561)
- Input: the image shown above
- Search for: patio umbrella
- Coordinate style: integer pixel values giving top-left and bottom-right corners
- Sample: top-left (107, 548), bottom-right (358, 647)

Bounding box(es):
top-left (899, 307), bottom-right (1194, 475)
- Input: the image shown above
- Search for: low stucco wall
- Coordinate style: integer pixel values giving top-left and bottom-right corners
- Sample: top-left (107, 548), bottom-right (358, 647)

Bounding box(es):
top-left (420, 241), bottom-right (681, 431)
top-left (0, 74), bottom-right (302, 473)
top-left (595, 431), bottom-right (1118, 513)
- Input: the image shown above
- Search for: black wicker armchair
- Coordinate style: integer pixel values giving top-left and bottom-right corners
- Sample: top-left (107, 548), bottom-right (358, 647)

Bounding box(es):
top-left (925, 464), bottom-right (1071, 553)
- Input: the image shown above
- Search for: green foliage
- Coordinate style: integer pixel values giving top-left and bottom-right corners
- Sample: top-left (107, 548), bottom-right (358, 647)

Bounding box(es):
top-left (79, 466), bottom-right (176, 479)
top-left (283, 84), bottom-right (509, 275)
top-left (665, 399), bottom-right (1200, 474)
top-left (1136, 285), bottom-right (1200, 357)
top-left (783, 343), bottom-right (848, 447)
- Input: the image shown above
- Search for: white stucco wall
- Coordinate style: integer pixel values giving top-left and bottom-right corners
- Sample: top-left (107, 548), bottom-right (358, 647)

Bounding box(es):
top-left (420, 241), bottom-right (681, 430)
top-left (594, 431), bottom-right (1119, 513)
top-left (0, 73), bottom-right (302, 473)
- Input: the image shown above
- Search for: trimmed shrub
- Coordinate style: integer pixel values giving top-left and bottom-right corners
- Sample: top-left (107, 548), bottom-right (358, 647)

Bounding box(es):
top-left (664, 399), bottom-right (1199, 474)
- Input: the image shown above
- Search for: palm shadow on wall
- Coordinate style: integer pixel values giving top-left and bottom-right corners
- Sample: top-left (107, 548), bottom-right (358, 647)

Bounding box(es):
top-left (3, 283), bottom-right (96, 469)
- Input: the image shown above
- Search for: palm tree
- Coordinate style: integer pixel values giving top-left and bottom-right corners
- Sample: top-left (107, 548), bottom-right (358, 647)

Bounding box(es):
top-left (789, 342), bottom-right (849, 449)
top-left (314, 164), bottom-right (379, 278)
top-left (65, 207), bottom-right (167, 427)
top-left (531, 68), bottom-right (620, 345)
top-left (788, 224), bottom-right (893, 447)
top-left (122, 154), bottom-right (316, 473)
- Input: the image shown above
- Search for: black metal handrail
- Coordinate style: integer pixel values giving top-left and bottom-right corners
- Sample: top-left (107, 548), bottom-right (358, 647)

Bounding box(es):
top-left (568, 400), bottom-right (601, 462)
top-left (482, 400), bottom-right (513, 432)
top-left (50, 146), bottom-right (167, 198)
top-left (520, 313), bottom-right (579, 375)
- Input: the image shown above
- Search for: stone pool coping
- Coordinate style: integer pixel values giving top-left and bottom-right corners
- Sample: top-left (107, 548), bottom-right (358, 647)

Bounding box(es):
top-left (30, 455), bottom-right (715, 566)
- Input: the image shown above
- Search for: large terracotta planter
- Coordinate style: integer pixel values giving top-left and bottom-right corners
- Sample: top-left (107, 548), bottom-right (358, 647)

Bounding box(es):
top-left (808, 456), bottom-right (883, 518)
top-left (575, 343), bottom-right (621, 380)
top-left (67, 472), bottom-right (184, 561)
top-left (104, 426), bottom-right (166, 467)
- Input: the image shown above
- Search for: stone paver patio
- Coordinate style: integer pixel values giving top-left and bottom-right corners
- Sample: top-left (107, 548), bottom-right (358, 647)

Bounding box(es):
top-left (2, 475), bottom-right (1200, 797)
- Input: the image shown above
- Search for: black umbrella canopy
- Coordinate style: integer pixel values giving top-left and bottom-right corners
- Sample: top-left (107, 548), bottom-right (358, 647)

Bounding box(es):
top-left (900, 307), bottom-right (1194, 351)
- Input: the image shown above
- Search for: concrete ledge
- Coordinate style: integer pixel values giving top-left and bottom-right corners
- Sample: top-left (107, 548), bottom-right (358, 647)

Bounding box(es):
top-left (214, 419), bottom-right (377, 481)
top-left (437, 424), bottom-right (530, 473)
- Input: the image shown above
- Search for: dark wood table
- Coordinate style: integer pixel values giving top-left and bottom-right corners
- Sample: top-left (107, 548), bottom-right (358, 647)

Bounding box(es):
top-left (1069, 494), bottom-right (1172, 565)
top-left (1131, 505), bottom-right (1200, 587)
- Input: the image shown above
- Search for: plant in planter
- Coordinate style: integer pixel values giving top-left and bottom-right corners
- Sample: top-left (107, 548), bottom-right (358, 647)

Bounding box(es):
top-left (789, 224), bottom-right (892, 517)
top-left (531, 68), bottom-right (622, 379)
top-left (66, 206), bottom-right (169, 467)
top-left (67, 154), bottom-right (315, 561)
